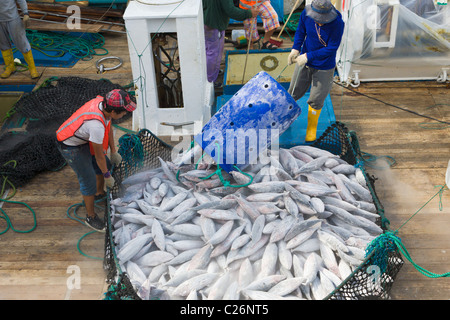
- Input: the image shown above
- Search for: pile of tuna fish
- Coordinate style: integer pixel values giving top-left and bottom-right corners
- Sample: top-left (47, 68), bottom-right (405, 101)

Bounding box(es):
top-left (109, 145), bottom-right (383, 300)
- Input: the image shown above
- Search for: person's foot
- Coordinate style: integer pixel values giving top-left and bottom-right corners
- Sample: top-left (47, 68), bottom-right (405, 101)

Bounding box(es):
top-left (94, 193), bottom-right (106, 202)
top-left (85, 214), bottom-right (105, 232)
top-left (261, 41), bottom-right (278, 50)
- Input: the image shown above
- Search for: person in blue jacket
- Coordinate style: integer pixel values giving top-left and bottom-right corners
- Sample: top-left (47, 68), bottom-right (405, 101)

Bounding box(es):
top-left (287, 0), bottom-right (344, 142)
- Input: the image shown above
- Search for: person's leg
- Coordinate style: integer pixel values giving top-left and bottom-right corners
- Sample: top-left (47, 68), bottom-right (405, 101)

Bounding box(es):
top-left (243, 17), bottom-right (260, 49)
top-left (8, 18), bottom-right (38, 78)
top-left (305, 67), bottom-right (335, 141)
top-left (0, 22), bottom-right (15, 78)
top-left (288, 64), bottom-right (312, 101)
top-left (259, 2), bottom-right (280, 48)
top-left (204, 25), bottom-right (223, 83)
top-left (83, 195), bottom-right (95, 217)
top-left (57, 143), bottom-right (97, 215)
top-left (91, 154), bottom-right (111, 199)
top-left (57, 143), bottom-right (105, 231)
top-left (307, 68), bottom-right (335, 111)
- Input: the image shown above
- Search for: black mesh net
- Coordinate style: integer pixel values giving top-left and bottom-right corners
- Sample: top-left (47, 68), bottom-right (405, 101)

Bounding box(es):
top-left (103, 121), bottom-right (404, 300)
top-left (0, 76), bottom-right (133, 188)
top-left (104, 128), bottom-right (174, 300)
top-left (313, 122), bottom-right (404, 299)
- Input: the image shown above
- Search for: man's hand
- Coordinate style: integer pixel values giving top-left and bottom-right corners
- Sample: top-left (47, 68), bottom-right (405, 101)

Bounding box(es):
top-left (22, 14), bottom-right (30, 29)
top-left (295, 53), bottom-right (308, 67)
top-left (287, 49), bottom-right (299, 65)
top-left (110, 152), bottom-right (122, 166)
top-left (104, 172), bottom-right (115, 190)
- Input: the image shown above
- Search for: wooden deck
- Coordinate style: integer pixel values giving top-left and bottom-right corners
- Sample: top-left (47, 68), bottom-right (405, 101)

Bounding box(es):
top-left (0, 29), bottom-right (449, 300)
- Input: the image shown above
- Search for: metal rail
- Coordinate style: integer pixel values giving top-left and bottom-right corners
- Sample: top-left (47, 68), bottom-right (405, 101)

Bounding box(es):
top-left (28, 9), bottom-right (126, 34)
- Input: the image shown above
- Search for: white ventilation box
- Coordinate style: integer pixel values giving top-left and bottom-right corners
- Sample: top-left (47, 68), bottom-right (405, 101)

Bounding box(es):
top-left (124, 0), bottom-right (213, 137)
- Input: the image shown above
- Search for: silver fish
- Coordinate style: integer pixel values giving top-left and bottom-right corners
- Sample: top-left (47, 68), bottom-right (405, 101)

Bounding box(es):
top-left (207, 221), bottom-right (234, 246)
top-left (268, 277), bottom-right (306, 296)
top-left (158, 157), bottom-right (179, 184)
top-left (172, 273), bottom-right (219, 297)
top-left (136, 250), bottom-right (174, 267)
top-left (244, 274), bottom-right (286, 292)
top-left (112, 143), bottom-right (384, 301)
top-left (116, 233), bottom-right (152, 263)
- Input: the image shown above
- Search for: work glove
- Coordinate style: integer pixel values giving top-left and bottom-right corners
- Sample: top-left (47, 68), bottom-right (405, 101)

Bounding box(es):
top-left (104, 174), bottom-right (115, 190)
top-left (110, 152), bottom-right (122, 166)
top-left (287, 49), bottom-right (299, 65)
top-left (295, 53), bottom-right (308, 67)
top-left (22, 14), bottom-right (30, 29)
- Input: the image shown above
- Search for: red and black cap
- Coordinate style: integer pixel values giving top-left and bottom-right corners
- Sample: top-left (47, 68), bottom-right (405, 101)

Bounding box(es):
top-left (105, 89), bottom-right (136, 112)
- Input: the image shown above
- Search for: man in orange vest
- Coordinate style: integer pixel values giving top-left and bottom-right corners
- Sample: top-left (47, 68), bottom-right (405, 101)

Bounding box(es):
top-left (56, 89), bottom-right (136, 231)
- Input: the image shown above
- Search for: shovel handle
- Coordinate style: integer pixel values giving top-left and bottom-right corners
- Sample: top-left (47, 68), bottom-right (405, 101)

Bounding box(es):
top-left (276, 0), bottom-right (302, 40)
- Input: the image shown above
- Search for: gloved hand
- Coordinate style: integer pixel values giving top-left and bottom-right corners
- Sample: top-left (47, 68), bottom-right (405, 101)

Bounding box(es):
top-left (295, 53), bottom-right (308, 67)
top-left (22, 15), bottom-right (30, 29)
top-left (110, 152), bottom-right (122, 166)
top-left (104, 175), bottom-right (115, 190)
top-left (287, 49), bottom-right (299, 65)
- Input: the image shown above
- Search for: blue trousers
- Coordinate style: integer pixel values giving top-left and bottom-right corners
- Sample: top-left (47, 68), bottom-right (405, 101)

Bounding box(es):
top-left (57, 142), bottom-right (97, 196)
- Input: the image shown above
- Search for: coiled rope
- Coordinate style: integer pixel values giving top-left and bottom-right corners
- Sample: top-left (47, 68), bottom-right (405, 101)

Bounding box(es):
top-left (0, 160), bottom-right (37, 235)
top-left (13, 30), bottom-right (108, 61)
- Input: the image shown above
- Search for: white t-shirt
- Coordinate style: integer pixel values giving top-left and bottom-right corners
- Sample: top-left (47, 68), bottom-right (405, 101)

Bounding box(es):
top-left (63, 102), bottom-right (111, 146)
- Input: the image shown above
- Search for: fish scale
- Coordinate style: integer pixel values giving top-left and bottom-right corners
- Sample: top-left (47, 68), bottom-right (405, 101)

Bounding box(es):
top-left (111, 145), bottom-right (383, 300)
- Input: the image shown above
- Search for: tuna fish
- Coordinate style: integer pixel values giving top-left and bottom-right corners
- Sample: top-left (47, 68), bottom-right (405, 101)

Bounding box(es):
top-left (110, 144), bottom-right (383, 300)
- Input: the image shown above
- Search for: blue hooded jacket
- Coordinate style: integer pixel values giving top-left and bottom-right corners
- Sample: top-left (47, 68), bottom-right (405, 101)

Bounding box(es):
top-left (292, 9), bottom-right (345, 70)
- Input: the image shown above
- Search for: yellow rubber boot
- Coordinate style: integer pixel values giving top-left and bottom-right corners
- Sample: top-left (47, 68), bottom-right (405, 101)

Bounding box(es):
top-left (22, 50), bottom-right (39, 79)
top-left (305, 105), bottom-right (322, 142)
top-left (1, 49), bottom-right (16, 79)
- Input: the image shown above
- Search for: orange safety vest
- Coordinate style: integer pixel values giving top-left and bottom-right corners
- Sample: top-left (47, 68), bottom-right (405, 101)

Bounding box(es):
top-left (56, 96), bottom-right (111, 155)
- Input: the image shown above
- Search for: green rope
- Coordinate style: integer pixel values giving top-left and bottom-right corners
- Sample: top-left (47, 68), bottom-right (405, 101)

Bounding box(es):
top-left (282, 12), bottom-right (302, 42)
top-left (366, 230), bottom-right (450, 279)
top-left (395, 185), bottom-right (448, 232)
top-left (364, 184), bottom-right (449, 280)
top-left (65, 200), bottom-right (105, 261)
top-left (176, 142), bottom-right (253, 188)
top-left (197, 165), bottom-right (254, 188)
top-left (349, 129), bottom-right (396, 170)
top-left (22, 30), bottom-right (108, 60)
top-left (118, 132), bottom-right (145, 171)
top-left (0, 161), bottom-right (37, 235)
top-left (346, 128), bottom-right (450, 280)
top-left (11, 30), bottom-right (108, 61)
top-left (365, 230), bottom-right (401, 274)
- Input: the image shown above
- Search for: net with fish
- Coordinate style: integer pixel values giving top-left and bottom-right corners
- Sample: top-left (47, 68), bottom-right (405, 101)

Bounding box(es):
top-left (104, 128), bottom-right (174, 299)
top-left (103, 122), bottom-right (404, 300)
top-left (0, 77), bottom-right (133, 188)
